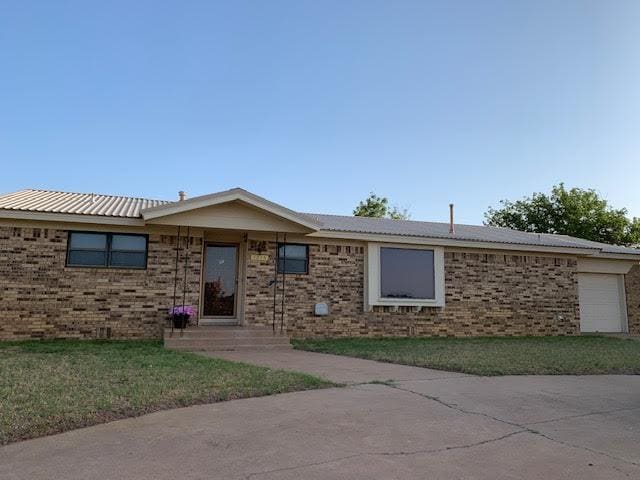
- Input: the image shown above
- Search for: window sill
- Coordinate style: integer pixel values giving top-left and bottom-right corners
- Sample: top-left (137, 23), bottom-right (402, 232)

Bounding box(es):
top-left (369, 298), bottom-right (444, 308)
top-left (64, 265), bottom-right (147, 271)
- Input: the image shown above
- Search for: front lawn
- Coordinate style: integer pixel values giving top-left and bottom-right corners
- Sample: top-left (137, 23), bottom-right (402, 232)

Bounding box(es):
top-left (0, 340), bottom-right (331, 445)
top-left (293, 336), bottom-right (640, 376)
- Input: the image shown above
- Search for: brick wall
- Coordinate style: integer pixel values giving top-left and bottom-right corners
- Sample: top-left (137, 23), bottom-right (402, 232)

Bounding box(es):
top-left (245, 240), bottom-right (580, 338)
top-left (0, 226), bottom-right (201, 340)
top-left (0, 228), bottom-right (583, 340)
top-left (625, 264), bottom-right (640, 334)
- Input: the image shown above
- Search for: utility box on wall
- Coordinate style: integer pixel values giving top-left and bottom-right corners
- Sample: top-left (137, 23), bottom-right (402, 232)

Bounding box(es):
top-left (314, 303), bottom-right (329, 316)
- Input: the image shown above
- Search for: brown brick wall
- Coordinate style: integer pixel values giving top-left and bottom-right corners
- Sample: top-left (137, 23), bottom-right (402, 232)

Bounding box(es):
top-left (245, 240), bottom-right (580, 338)
top-left (625, 264), bottom-right (640, 334)
top-left (0, 226), bottom-right (201, 340)
top-left (1, 228), bottom-right (582, 340)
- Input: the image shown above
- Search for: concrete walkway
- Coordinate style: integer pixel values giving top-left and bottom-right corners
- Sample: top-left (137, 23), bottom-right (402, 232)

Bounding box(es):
top-left (211, 348), bottom-right (469, 384)
top-left (2, 350), bottom-right (639, 479)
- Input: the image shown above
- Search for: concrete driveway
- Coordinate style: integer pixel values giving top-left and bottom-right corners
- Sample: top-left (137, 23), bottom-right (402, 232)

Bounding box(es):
top-left (1, 350), bottom-right (639, 479)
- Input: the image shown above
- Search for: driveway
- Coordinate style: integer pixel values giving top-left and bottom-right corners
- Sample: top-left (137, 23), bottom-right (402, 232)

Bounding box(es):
top-left (1, 350), bottom-right (639, 479)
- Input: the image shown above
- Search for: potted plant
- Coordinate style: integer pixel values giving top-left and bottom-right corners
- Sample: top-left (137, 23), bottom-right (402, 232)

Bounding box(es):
top-left (169, 305), bottom-right (196, 329)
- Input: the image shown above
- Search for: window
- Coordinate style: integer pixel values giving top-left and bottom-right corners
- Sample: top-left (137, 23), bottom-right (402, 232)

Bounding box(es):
top-left (110, 234), bottom-right (147, 268)
top-left (366, 243), bottom-right (445, 308)
top-left (380, 247), bottom-right (435, 299)
top-left (66, 232), bottom-right (148, 268)
top-left (67, 233), bottom-right (108, 267)
top-left (277, 243), bottom-right (309, 274)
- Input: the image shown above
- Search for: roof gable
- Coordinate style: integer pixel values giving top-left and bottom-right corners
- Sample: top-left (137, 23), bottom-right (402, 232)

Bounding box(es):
top-left (140, 188), bottom-right (321, 232)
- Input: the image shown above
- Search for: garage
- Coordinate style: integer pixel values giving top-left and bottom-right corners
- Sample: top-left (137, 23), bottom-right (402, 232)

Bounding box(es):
top-left (578, 273), bottom-right (627, 333)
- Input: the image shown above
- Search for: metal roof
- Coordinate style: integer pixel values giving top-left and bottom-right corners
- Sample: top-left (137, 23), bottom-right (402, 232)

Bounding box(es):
top-left (0, 189), bottom-right (169, 217)
top-left (0, 188), bottom-right (638, 256)
top-left (301, 213), bottom-right (640, 256)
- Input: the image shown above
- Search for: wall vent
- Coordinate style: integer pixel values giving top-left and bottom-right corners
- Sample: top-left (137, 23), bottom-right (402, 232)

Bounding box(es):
top-left (96, 326), bottom-right (112, 339)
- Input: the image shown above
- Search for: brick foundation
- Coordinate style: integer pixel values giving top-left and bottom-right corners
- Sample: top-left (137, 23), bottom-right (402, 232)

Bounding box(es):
top-left (0, 227), bottom-right (201, 339)
top-left (244, 240), bottom-right (580, 338)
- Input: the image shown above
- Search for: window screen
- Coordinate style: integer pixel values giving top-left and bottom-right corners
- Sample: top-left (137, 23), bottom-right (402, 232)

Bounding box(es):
top-left (110, 234), bottom-right (147, 268)
top-left (67, 232), bottom-right (147, 268)
top-left (66, 233), bottom-right (108, 267)
top-left (380, 247), bottom-right (435, 299)
top-left (277, 244), bottom-right (309, 274)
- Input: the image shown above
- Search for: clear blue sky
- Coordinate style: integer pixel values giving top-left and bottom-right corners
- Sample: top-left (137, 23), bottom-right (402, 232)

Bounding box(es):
top-left (1, 0), bottom-right (639, 224)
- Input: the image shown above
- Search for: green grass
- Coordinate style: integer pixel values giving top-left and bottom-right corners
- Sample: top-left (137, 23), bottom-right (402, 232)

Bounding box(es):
top-left (0, 340), bottom-right (332, 445)
top-left (293, 336), bottom-right (640, 376)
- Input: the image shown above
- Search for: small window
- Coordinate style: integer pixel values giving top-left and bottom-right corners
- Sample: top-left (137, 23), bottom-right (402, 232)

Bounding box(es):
top-left (110, 234), bottom-right (147, 268)
top-left (66, 232), bottom-right (148, 268)
top-left (277, 243), bottom-right (309, 274)
top-left (67, 233), bottom-right (108, 267)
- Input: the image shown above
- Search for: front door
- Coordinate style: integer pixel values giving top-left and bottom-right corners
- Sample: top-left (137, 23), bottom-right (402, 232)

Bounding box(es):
top-left (202, 244), bottom-right (238, 319)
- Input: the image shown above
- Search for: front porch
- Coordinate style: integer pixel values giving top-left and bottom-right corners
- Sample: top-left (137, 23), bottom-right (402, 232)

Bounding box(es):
top-left (152, 189), bottom-right (321, 348)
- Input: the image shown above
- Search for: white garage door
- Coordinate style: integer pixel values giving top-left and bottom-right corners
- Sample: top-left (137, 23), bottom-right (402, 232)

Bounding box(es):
top-left (578, 273), bottom-right (625, 333)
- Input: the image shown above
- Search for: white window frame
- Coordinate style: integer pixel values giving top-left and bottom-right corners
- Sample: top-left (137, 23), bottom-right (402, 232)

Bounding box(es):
top-left (365, 243), bottom-right (445, 309)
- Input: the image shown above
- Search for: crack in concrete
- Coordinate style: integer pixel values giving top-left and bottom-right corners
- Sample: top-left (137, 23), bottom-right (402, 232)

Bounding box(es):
top-left (389, 375), bottom-right (472, 382)
top-left (387, 383), bottom-right (640, 469)
top-left (371, 429), bottom-right (527, 457)
top-left (244, 430), bottom-right (527, 479)
top-left (244, 453), bottom-right (364, 479)
top-left (329, 375), bottom-right (469, 387)
top-left (347, 376), bottom-right (468, 390)
top-left (523, 406), bottom-right (640, 426)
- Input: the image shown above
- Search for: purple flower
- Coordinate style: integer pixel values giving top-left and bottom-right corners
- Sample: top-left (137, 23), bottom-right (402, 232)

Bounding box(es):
top-left (169, 305), bottom-right (196, 317)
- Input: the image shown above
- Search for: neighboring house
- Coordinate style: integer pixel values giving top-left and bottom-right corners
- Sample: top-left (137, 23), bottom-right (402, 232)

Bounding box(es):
top-left (0, 187), bottom-right (639, 340)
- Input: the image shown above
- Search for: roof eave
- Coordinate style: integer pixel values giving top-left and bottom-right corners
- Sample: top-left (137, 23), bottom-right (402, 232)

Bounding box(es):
top-left (586, 251), bottom-right (640, 261)
top-left (0, 209), bottom-right (145, 226)
top-left (309, 229), bottom-right (602, 255)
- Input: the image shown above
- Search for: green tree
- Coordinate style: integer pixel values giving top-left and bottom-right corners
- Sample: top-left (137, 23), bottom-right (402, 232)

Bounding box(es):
top-left (485, 184), bottom-right (640, 246)
top-left (353, 193), bottom-right (410, 220)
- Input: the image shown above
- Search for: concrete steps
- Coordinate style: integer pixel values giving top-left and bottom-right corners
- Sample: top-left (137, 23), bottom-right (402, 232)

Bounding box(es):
top-left (164, 326), bottom-right (291, 352)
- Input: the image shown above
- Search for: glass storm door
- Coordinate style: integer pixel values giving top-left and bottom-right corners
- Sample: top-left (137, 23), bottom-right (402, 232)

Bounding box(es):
top-left (202, 245), bottom-right (238, 317)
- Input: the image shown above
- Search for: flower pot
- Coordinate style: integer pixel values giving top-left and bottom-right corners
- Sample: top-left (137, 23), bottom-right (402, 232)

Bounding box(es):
top-left (172, 314), bottom-right (190, 329)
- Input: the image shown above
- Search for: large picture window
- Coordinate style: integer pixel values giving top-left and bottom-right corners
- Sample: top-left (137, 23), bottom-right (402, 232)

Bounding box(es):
top-left (66, 232), bottom-right (148, 268)
top-left (380, 247), bottom-right (435, 299)
top-left (277, 244), bottom-right (309, 274)
top-left (366, 243), bottom-right (445, 308)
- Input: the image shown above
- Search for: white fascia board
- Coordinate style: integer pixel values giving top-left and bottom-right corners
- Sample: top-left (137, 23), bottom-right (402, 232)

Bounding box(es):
top-left (577, 258), bottom-right (638, 274)
top-left (308, 230), bottom-right (597, 256)
top-left (585, 252), bottom-right (640, 261)
top-left (0, 210), bottom-right (145, 226)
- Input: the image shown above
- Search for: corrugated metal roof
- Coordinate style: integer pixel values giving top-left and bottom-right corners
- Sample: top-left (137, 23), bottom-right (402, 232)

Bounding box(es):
top-left (0, 189), bottom-right (170, 217)
top-left (536, 233), bottom-right (640, 256)
top-left (0, 188), bottom-right (638, 256)
top-left (302, 213), bottom-right (640, 255)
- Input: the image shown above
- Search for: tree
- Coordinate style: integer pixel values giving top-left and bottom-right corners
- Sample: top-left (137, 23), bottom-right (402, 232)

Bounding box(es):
top-left (484, 184), bottom-right (640, 246)
top-left (353, 193), bottom-right (410, 220)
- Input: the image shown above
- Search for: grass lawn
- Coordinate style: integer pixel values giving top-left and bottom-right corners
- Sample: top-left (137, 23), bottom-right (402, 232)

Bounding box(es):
top-left (0, 340), bottom-right (331, 445)
top-left (293, 336), bottom-right (640, 376)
